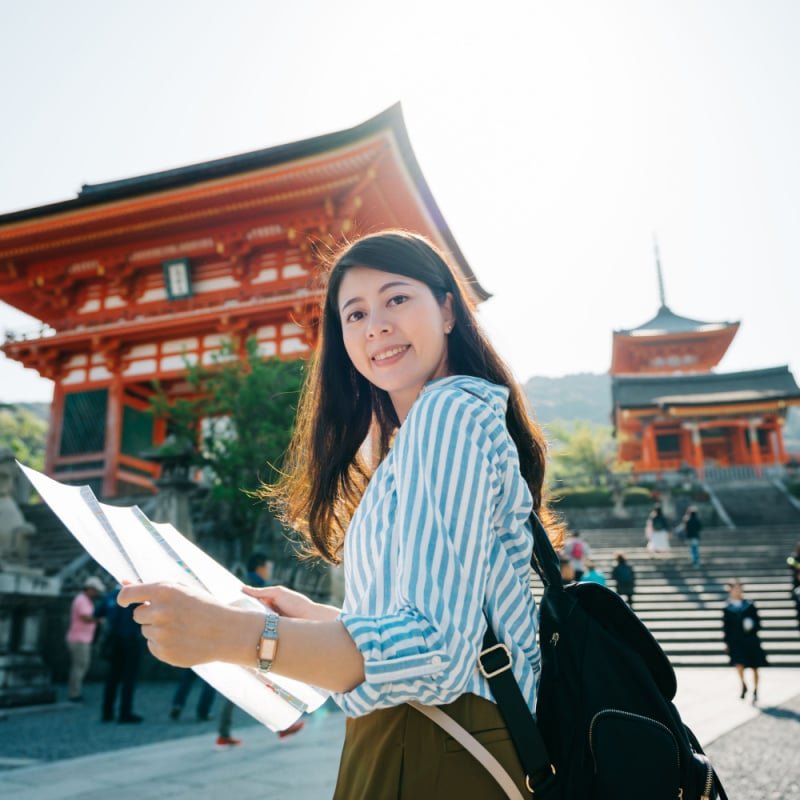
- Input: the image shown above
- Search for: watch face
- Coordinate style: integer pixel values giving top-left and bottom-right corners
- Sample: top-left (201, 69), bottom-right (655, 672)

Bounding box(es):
top-left (259, 637), bottom-right (277, 662)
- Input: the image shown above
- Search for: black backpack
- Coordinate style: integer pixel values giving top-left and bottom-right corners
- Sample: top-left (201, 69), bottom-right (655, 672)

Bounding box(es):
top-left (480, 513), bottom-right (728, 799)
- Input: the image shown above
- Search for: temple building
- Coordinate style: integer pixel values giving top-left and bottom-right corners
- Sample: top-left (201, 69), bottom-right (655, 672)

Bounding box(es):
top-left (0, 105), bottom-right (487, 497)
top-left (611, 245), bottom-right (800, 478)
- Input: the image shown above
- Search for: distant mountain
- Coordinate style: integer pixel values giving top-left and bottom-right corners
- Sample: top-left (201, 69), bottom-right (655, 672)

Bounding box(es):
top-left (523, 373), bottom-right (611, 426)
top-left (16, 402), bottom-right (51, 423)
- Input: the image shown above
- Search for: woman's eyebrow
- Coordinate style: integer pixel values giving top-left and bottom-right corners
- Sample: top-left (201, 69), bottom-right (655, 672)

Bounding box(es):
top-left (340, 281), bottom-right (412, 313)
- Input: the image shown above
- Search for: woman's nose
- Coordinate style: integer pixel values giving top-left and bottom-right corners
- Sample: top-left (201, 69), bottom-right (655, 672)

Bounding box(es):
top-left (366, 313), bottom-right (391, 338)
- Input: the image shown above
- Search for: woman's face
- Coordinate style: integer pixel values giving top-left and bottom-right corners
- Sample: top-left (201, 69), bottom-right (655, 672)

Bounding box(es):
top-left (337, 266), bottom-right (454, 422)
top-left (728, 583), bottom-right (743, 600)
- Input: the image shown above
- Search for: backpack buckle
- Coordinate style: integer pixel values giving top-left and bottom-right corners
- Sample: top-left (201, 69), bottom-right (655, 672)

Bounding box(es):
top-left (478, 643), bottom-right (512, 678)
top-left (526, 764), bottom-right (557, 795)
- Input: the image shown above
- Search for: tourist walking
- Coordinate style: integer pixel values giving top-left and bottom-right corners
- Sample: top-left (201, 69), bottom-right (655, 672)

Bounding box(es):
top-left (579, 560), bottom-right (607, 586)
top-left (645, 503), bottom-right (671, 554)
top-left (118, 230), bottom-right (559, 798)
top-left (723, 579), bottom-right (768, 703)
top-left (611, 552), bottom-right (635, 606)
top-left (562, 529), bottom-right (589, 581)
top-left (682, 506), bottom-right (703, 567)
top-left (65, 576), bottom-right (104, 702)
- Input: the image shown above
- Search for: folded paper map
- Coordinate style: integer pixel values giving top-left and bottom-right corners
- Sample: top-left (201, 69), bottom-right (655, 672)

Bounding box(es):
top-left (19, 462), bottom-right (327, 731)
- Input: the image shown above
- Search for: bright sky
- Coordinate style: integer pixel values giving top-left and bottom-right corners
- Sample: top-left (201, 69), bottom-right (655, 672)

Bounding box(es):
top-left (1, 0), bottom-right (798, 403)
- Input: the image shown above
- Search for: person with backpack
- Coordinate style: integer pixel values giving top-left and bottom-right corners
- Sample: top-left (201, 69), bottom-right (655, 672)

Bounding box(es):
top-left (611, 551), bottom-right (636, 606)
top-left (562, 529), bottom-right (589, 581)
top-left (116, 231), bottom-right (560, 798)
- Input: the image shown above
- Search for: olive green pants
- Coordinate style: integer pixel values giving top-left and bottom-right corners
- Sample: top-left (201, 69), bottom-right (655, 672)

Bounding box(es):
top-left (333, 693), bottom-right (528, 799)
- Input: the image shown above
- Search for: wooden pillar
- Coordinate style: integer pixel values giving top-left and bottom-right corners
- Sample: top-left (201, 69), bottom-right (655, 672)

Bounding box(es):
top-left (747, 419), bottom-right (762, 477)
top-left (102, 374), bottom-right (123, 497)
top-left (731, 422), bottom-right (748, 465)
top-left (776, 421), bottom-right (788, 463)
top-left (641, 423), bottom-right (656, 470)
top-left (44, 381), bottom-right (65, 476)
top-left (689, 423), bottom-right (704, 480)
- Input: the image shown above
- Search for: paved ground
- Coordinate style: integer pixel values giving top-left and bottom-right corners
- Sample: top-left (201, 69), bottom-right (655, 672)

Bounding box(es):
top-left (0, 668), bottom-right (798, 798)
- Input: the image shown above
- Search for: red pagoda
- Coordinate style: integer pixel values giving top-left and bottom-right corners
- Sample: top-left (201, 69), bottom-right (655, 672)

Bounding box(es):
top-left (0, 105), bottom-right (488, 497)
top-left (611, 244), bottom-right (800, 478)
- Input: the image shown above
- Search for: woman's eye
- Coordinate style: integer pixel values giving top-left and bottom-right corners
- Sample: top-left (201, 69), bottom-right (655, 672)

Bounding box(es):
top-left (388, 295), bottom-right (409, 307)
top-left (346, 310), bottom-right (365, 323)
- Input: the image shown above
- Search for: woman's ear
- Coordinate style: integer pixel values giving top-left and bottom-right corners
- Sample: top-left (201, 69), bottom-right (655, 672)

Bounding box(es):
top-left (442, 292), bottom-right (455, 332)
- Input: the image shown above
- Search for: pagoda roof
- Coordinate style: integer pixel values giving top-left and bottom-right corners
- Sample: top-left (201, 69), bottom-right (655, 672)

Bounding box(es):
top-left (612, 366), bottom-right (800, 410)
top-left (615, 304), bottom-right (738, 337)
top-left (0, 103), bottom-right (488, 301)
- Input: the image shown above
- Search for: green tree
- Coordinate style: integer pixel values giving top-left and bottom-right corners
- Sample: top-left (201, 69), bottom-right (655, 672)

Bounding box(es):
top-left (150, 338), bottom-right (304, 559)
top-left (546, 420), bottom-right (618, 487)
top-left (0, 405), bottom-right (48, 471)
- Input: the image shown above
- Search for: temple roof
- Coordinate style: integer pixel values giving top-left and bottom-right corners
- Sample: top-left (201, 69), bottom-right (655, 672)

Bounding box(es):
top-left (612, 366), bottom-right (800, 409)
top-left (615, 304), bottom-right (738, 337)
top-left (0, 104), bottom-right (488, 301)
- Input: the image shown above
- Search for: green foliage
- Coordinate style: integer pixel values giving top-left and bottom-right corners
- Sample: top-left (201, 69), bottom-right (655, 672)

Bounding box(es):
top-left (551, 486), bottom-right (613, 508)
top-left (150, 339), bottom-right (304, 556)
top-left (621, 486), bottom-right (653, 506)
top-left (546, 420), bottom-right (620, 486)
top-left (0, 405), bottom-right (47, 471)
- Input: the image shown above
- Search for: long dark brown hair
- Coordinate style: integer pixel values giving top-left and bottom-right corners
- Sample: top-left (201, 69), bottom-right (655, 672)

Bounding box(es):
top-left (266, 230), bottom-right (560, 563)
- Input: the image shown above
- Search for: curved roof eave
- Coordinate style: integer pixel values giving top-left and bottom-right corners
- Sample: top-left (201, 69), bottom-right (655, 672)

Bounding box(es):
top-left (614, 304), bottom-right (738, 336)
top-left (0, 103), bottom-right (489, 302)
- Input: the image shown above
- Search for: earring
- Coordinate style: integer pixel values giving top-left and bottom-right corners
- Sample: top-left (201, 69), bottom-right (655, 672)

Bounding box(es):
top-left (445, 323), bottom-right (453, 334)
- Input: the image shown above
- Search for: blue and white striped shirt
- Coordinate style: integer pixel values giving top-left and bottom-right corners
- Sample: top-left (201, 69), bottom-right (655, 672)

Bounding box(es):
top-left (333, 375), bottom-right (540, 717)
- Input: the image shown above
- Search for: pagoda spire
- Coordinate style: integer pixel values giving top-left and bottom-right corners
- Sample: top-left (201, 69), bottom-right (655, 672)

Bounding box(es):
top-left (653, 235), bottom-right (667, 308)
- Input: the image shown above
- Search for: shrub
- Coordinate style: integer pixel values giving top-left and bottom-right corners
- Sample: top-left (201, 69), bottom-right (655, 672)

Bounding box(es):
top-left (622, 486), bottom-right (653, 506)
top-left (551, 487), bottom-right (613, 508)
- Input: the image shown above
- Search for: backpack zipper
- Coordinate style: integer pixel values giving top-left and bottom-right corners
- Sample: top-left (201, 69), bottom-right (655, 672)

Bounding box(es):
top-left (700, 759), bottom-right (714, 800)
top-left (588, 709), bottom-right (682, 796)
top-left (549, 632), bottom-right (559, 677)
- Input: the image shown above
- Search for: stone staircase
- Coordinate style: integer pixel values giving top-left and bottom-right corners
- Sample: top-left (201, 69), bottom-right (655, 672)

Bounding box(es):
top-left (708, 480), bottom-right (800, 527)
top-left (536, 524), bottom-right (800, 668)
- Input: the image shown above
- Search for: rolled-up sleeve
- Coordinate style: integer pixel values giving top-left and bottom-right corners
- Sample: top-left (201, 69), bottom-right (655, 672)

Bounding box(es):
top-left (336, 389), bottom-right (501, 715)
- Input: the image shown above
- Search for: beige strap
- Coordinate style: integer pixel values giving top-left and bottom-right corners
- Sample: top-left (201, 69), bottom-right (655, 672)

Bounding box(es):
top-left (409, 701), bottom-right (526, 800)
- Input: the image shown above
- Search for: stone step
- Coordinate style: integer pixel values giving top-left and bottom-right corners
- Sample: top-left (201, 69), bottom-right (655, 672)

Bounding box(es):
top-left (659, 640), bottom-right (800, 653)
top-left (644, 618), bottom-right (798, 631)
top-left (638, 608), bottom-right (795, 621)
top-left (667, 653), bottom-right (800, 667)
top-left (652, 629), bottom-right (799, 642)
top-left (634, 598), bottom-right (797, 625)
top-left (628, 599), bottom-right (795, 611)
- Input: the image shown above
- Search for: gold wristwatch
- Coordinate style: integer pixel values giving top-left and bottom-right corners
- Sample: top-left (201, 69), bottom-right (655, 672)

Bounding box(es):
top-left (257, 612), bottom-right (279, 672)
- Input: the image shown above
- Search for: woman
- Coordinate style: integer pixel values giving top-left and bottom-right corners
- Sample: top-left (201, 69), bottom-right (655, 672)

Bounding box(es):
top-left (723, 579), bottom-right (768, 702)
top-left (645, 503), bottom-right (671, 554)
top-left (119, 231), bottom-right (558, 798)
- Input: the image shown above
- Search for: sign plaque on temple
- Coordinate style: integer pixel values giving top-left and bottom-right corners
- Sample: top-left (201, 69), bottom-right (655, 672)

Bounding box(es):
top-left (0, 105), bottom-right (488, 497)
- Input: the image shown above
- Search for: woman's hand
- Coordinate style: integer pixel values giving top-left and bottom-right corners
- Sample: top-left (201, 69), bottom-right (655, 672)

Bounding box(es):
top-left (241, 585), bottom-right (340, 622)
top-left (118, 582), bottom-right (263, 668)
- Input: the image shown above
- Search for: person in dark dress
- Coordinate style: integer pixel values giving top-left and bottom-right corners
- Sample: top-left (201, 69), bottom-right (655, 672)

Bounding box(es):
top-left (722, 579), bottom-right (768, 702)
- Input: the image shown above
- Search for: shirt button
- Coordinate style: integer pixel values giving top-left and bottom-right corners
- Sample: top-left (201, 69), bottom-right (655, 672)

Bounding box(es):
top-left (431, 655), bottom-right (443, 667)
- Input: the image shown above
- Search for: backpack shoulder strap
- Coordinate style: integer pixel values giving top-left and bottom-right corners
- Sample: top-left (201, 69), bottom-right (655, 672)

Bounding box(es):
top-left (409, 702), bottom-right (526, 800)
